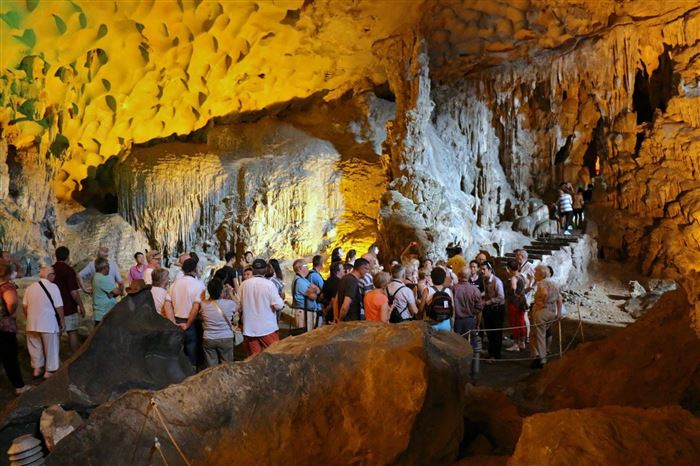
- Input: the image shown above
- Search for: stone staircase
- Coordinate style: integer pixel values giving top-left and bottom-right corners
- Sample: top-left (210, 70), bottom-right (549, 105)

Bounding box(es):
top-left (494, 233), bottom-right (583, 274)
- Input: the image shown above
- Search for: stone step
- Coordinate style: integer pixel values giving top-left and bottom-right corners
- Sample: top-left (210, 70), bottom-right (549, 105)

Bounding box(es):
top-left (540, 234), bottom-right (580, 242)
top-left (505, 252), bottom-right (544, 260)
top-left (523, 247), bottom-right (557, 255)
top-left (529, 241), bottom-right (568, 249)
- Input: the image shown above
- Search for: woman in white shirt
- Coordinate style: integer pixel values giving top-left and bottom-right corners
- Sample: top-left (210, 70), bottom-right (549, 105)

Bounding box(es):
top-left (150, 268), bottom-right (175, 324)
top-left (199, 278), bottom-right (238, 366)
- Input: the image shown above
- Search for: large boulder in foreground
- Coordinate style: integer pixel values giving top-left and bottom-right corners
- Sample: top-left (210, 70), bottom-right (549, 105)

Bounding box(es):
top-left (524, 288), bottom-right (700, 413)
top-left (47, 323), bottom-right (471, 465)
top-left (0, 289), bottom-right (193, 453)
top-left (510, 406), bottom-right (700, 465)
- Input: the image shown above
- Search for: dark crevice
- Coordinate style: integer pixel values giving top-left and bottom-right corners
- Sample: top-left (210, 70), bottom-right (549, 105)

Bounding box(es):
top-left (583, 117), bottom-right (608, 178)
top-left (6, 144), bottom-right (20, 199)
top-left (633, 46), bottom-right (680, 124)
top-left (554, 135), bottom-right (574, 165)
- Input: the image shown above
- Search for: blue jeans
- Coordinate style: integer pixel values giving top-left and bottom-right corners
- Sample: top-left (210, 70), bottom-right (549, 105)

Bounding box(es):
top-left (454, 316), bottom-right (478, 351)
top-left (176, 318), bottom-right (197, 366)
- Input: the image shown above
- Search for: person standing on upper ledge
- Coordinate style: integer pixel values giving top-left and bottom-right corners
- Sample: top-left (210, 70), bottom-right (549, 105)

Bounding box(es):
top-left (362, 244), bottom-right (381, 271)
top-left (237, 259), bottom-right (284, 356)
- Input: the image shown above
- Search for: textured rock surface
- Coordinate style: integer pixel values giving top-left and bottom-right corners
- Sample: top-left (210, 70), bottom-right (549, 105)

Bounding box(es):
top-left (39, 405), bottom-right (83, 452)
top-left (462, 385), bottom-right (522, 456)
top-left (524, 289), bottom-right (700, 414)
top-left (114, 121), bottom-right (346, 257)
top-left (47, 323), bottom-right (471, 466)
top-left (510, 406), bottom-right (700, 466)
top-left (0, 289), bottom-right (192, 453)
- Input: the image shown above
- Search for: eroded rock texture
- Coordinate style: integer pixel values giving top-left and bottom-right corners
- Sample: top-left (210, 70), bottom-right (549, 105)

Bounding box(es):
top-left (0, 289), bottom-right (192, 455)
top-left (46, 323), bottom-right (471, 466)
top-left (524, 289), bottom-right (700, 414)
top-left (510, 406), bottom-right (700, 466)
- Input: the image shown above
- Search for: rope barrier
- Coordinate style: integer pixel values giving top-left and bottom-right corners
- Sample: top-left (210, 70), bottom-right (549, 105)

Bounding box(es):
top-left (154, 437), bottom-right (170, 466)
top-left (151, 399), bottom-right (192, 466)
top-left (459, 316), bottom-right (561, 337)
top-left (129, 397), bottom-right (153, 466)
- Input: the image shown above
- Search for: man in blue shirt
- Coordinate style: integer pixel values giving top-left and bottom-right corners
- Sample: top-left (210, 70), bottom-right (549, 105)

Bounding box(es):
top-left (292, 259), bottom-right (321, 332)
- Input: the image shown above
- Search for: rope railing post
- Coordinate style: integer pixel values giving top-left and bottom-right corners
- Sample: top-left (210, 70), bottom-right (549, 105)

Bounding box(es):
top-left (578, 297), bottom-right (585, 343)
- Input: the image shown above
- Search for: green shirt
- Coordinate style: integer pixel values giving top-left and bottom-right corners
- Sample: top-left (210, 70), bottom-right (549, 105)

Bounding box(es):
top-left (92, 273), bottom-right (117, 321)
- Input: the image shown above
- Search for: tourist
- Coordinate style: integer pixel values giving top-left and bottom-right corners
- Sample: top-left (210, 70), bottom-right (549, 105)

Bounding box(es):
top-left (515, 249), bottom-right (535, 341)
top-left (199, 278), bottom-right (237, 366)
top-left (23, 266), bottom-right (64, 379)
top-left (399, 241), bottom-right (420, 265)
top-left (217, 252), bottom-right (239, 286)
top-left (345, 249), bottom-right (357, 266)
top-left (79, 246), bottom-right (123, 292)
top-left (167, 253), bottom-right (189, 283)
top-left (475, 252), bottom-right (488, 266)
top-left (267, 258), bottom-right (285, 299)
top-left (237, 259), bottom-right (285, 356)
top-left (242, 266), bottom-right (253, 281)
top-left (128, 252), bottom-right (147, 284)
top-left (322, 262), bottom-right (344, 323)
top-left (336, 258), bottom-right (369, 322)
top-left (421, 258), bottom-right (434, 274)
top-left (416, 268), bottom-right (432, 311)
top-left (424, 267), bottom-right (454, 332)
top-left (386, 264), bottom-right (418, 322)
top-left (238, 251), bottom-right (254, 276)
top-left (150, 268), bottom-right (174, 323)
top-left (0, 263), bottom-right (31, 394)
top-left (467, 260), bottom-right (484, 292)
top-left (363, 272), bottom-right (390, 322)
top-left (142, 250), bottom-right (162, 285)
top-left (446, 244), bottom-right (466, 273)
top-left (505, 260), bottom-right (528, 352)
top-left (573, 187), bottom-right (585, 228)
top-left (52, 246), bottom-right (86, 353)
top-left (530, 264), bottom-right (562, 369)
top-left (558, 185), bottom-right (574, 233)
top-left (92, 258), bottom-right (122, 325)
top-left (169, 258), bottom-right (206, 366)
top-left (480, 261), bottom-right (505, 359)
top-left (583, 183), bottom-right (594, 204)
top-left (292, 259), bottom-right (321, 331)
top-left (0, 251), bottom-right (24, 278)
top-left (362, 244), bottom-right (380, 270)
top-left (330, 247), bottom-right (344, 265)
top-left (308, 254), bottom-right (325, 303)
top-left (452, 266), bottom-right (483, 349)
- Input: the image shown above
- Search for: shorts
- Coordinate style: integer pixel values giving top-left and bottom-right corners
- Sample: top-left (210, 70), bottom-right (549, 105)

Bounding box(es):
top-left (64, 313), bottom-right (80, 332)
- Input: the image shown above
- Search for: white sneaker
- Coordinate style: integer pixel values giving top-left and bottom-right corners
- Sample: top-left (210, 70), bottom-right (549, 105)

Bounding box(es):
top-left (506, 345), bottom-right (520, 352)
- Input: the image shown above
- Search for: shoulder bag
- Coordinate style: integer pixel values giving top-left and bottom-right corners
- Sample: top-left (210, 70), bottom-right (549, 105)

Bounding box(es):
top-left (38, 280), bottom-right (62, 330)
top-left (213, 300), bottom-right (244, 346)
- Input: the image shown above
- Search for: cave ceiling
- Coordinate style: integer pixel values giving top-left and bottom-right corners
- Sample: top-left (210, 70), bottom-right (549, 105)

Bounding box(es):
top-left (3, 0), bottom-right (697, 201)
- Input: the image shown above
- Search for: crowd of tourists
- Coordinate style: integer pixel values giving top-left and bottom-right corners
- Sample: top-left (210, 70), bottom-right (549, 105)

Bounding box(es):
top-left (0, 239), bottom-right (565, 395)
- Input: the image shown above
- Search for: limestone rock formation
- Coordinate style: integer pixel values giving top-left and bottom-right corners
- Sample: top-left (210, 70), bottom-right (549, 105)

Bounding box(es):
top-left (39, 405), bottom-right (83, 452)
top-left (462, 385), bottom-right (522, 456)
top-left (114, 121), bottom-right (345, 257)
top-left (0, 289), bottom-right (192, 454)
top-left (47, 323), bottom-right (472, 466)
top-left (524, 289), bottom-right (700, 414)
top-left (510, 406), bottom-right (700, 466)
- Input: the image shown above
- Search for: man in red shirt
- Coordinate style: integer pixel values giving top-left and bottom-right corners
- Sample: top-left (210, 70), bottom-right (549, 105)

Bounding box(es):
top-left (53, 246), bottom-right (86, 352)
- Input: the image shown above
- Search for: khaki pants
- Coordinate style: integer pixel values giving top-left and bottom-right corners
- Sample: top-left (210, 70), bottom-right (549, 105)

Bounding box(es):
top-left (203, 338), bottom-right (234, 366)
top-left (295, 309), bottom-right (322, 332)
top-left (530, 308), bottom-right (556, 362)
top-left (26, 331), bottom-right (60, 372)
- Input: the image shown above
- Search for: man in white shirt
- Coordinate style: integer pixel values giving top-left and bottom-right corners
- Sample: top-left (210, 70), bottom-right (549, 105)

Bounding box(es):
top-left (169, 258), bottom-right (205, 367)
top-left (23, 266), bottom-right (64, 378)
top-left (237, 259), bottom-right (284, 356)
top-left (79, 246), bottom-right (123, 291)
top-left (386, 264), bottom-right (418, 321)
top-left (515, 249), bottom-right (535, 342)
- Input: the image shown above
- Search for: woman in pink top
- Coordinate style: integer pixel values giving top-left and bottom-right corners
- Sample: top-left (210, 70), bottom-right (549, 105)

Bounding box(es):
top-left (363, 272), bottom-right (391, 323)
top-left (128, 252), bottom-right (147, 284)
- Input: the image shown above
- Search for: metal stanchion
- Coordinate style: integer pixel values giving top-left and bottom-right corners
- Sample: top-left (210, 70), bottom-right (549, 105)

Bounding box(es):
top-left (471, 330), bottom-right (481, 379)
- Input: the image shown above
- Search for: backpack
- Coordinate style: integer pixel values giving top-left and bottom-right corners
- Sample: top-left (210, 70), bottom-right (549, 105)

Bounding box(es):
top-left (427, 288), bottom-right (453, 323)
top-left (388, 282), bottom-right (407, 323)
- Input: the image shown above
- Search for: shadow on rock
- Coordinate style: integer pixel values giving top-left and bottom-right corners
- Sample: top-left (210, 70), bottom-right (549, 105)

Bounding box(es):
top-left (0, 289), bottom-right (193, 455)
